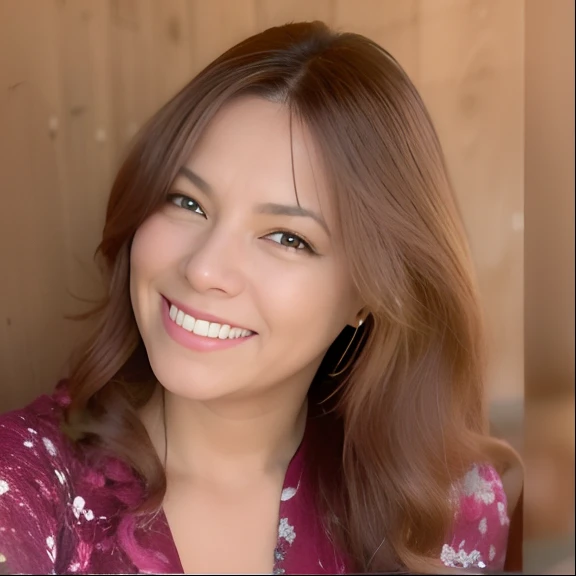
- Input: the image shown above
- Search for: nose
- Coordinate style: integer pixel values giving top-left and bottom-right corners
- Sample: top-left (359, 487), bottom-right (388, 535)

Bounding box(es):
top-left (181, 224), bottom-right (246, 298)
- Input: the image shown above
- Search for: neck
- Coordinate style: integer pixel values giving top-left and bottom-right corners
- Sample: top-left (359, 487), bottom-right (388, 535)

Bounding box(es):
top-left (142, 382), bottom-right (309, 484)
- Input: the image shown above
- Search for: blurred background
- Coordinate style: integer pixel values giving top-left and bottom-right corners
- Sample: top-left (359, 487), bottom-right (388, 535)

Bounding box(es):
top-left (0, 0), bottom-right (573, 572)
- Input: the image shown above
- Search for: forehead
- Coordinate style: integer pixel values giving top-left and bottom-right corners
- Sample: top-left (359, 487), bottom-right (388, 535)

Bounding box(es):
top-left (185, 96), bottom-right (334, 220)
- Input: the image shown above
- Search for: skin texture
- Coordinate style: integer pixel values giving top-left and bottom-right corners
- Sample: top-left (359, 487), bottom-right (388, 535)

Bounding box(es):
top-left (130, 97), bottom-right (363, 572)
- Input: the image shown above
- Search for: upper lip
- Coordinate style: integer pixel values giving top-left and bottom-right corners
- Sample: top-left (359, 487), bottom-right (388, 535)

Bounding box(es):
top-left (163, 296), bottom-right (256, 333)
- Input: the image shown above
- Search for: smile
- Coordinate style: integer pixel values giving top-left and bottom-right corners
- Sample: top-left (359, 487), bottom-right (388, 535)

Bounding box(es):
top-left (160, 297), bottom-right (256, 353)
top-left (168, 303), bottom-right (253, 340)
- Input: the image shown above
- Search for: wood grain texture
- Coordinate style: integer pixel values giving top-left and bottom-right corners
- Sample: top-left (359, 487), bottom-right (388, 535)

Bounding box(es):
top-left (188, 0), bottom-right (258, 74)
top-left (0, 0), bottom-right (525, 413)
top-left (256, 0), bottom-right (334, 29)
top-left (417, 0), bottom-right (525, 402)
top-left (0, 0), bottom-right (73, 406)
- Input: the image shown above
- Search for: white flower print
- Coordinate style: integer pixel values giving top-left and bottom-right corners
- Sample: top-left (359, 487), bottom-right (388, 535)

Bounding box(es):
top-left (46, 535), bottom-right (56, 563)
top-left (497, 501), bottom-right (510, 526)
top-left (278, 518), bottom-right (296, 545)
top-left (27, 428), bottom-right (38, 435)
top-left (42, 437), bottom-right (57, 457)
top-left (478, 517), bottom-right (487, 535)
top-left (461, 465), bottom-right (496, 505)
top-left (72, 496), bottom-right (95, 521)
top-left (281, 487), bottom-right (298, 501)
top-left (72, 496), bottom-right (85, 519)
top-left (489, 545), bottom-right (496, 561)
top-left (0, 553), bottom-right (6, 563)
top-left (0, 479), bottom-right (9, 495)
top-left (54, 470), bottom-right (66, 485)
top-left (440, 542), bottom-right (484, 569)
top-left (23, 441), bottom-right (34, 448)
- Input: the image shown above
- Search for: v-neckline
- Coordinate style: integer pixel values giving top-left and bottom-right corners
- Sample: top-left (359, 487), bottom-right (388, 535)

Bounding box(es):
top-left (153, 428), bottom-right (308, 574)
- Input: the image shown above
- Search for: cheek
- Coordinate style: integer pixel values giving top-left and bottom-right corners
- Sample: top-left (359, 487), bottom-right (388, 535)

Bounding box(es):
top-left (130, 215), bottom-right (188, 282)
top-left (129, 216), bottom-right (189, 325)
top-left (255, 260), bottom-right (355, 341)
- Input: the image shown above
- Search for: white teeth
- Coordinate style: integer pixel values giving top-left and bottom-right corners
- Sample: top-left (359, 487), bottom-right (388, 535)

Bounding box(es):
top-left (218, 324), bottom-right (231, 339)
top-left (168, 304), bottom-right (252, 340)
top-left (193, 319), bottom-right (210, 337)
top-left (208, 323), bottom-right (221, 337)
top-left (182, 314), bottom-right (195, 332)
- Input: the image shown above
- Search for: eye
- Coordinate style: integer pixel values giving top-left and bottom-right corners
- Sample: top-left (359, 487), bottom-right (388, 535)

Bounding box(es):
top-left (264, 231), bottom-right (314, 253)
top-left (167, 193), bottom-right (206, 217)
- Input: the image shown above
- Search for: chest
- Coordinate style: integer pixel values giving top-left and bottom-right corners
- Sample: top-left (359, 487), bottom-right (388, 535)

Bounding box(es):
top-left (163, 477), bottom-right (284, 574)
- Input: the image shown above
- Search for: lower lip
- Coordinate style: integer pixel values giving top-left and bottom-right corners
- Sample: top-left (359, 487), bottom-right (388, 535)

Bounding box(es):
top-left (161, 297), bottom-right (255, 352)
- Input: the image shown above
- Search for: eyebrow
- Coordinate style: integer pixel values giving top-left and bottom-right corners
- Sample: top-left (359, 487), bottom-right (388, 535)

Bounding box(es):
top-left (179, 167), bottom-right (213, 195)
top-left (255, 203), bottom-right (330, 235)
top-left (178, 167), bottom-right (330, 235)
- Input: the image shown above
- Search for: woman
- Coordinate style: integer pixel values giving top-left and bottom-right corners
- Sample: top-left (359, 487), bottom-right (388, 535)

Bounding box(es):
top-left (0, 21), bottom-right (522, 575)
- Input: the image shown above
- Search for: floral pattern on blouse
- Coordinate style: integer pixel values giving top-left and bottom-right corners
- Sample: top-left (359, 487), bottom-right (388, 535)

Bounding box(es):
top-left (0, 386), bottom-right (511, 574)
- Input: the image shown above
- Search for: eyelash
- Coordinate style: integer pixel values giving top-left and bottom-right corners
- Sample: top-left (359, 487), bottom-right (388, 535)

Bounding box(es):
top-left (166, 193), bottom-right (317, 255)
top-left (167, 193), bottom-right (206, 217)
top-left (263, 230), bottom-right (315, 254)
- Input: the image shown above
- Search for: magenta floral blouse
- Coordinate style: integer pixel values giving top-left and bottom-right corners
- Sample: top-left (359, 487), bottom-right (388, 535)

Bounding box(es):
top-left (0, 385), bottom-right (510, 574)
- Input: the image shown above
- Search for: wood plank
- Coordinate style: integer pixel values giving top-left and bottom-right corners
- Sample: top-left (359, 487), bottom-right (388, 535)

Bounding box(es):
top-left (417, 0), bottom-right (524, 84)
top-left (188, 0), bottom-right (258, 73)
top-left (333, 0), bottom-right (418, 32)
top-left (421, 75), bottom-right (524, 404)
top-left (417, 0), bottom-right (525, 403)
top-left (0, 0), bottom-right (72, 409)
top-left (145, 0), bottom-right (194, 107)
top-left (57, 0), bottom-right (112, 309)
top-left (110, 0), bottom-right (157, 157)
top-left (256, 0), bottom-right (334, 30)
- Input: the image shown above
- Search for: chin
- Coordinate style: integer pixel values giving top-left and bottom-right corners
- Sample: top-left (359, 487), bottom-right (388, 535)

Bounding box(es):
top-left (146, 354), bottom-right (238, 402)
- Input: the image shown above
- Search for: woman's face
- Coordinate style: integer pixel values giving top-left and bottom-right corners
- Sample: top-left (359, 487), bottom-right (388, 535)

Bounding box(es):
top-left (130, 96), bottom-right (362, 404)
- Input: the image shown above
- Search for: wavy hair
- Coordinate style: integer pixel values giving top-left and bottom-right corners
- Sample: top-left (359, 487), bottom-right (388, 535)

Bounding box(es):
top-left (64, 21), bottom-right (505, 572)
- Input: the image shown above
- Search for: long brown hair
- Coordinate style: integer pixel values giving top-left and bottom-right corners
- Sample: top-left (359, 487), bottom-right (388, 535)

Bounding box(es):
top-left (65, 21), bottom-right (502, 572)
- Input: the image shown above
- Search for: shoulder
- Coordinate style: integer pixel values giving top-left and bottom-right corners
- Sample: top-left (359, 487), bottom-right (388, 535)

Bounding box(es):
top-left (483, 437), bottom-right (524, 517)
top-left (0, 384), bottom-right (149, 574)
top-left (0, 384), bottom-right (75, 573)
top-left (440, 458), bottom-right (523, 572)
top-left (0, 382), bottom-right (73, 473)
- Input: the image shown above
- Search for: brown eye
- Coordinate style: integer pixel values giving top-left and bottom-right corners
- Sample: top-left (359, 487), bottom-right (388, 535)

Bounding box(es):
top-left (265, 231), bottom-right (313, 253)
top-left (280, 234), bottom-right (303, 249)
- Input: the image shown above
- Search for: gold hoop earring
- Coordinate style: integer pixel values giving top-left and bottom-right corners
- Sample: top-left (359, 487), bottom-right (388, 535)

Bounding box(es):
top-left (329, 318), bottom-right (364, 378)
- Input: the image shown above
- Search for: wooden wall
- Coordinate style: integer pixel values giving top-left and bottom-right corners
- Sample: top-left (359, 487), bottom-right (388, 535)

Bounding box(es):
top-left (0, 0), bottom-right (524, 413)
top-left (523, 0), bottom-right (574, 554)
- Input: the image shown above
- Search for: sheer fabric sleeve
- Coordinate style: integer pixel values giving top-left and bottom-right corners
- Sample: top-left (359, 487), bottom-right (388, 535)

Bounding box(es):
top-left (0, 409), bottom-right (69, 575)
top-left (440, 464), bottom-right (511, 572)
